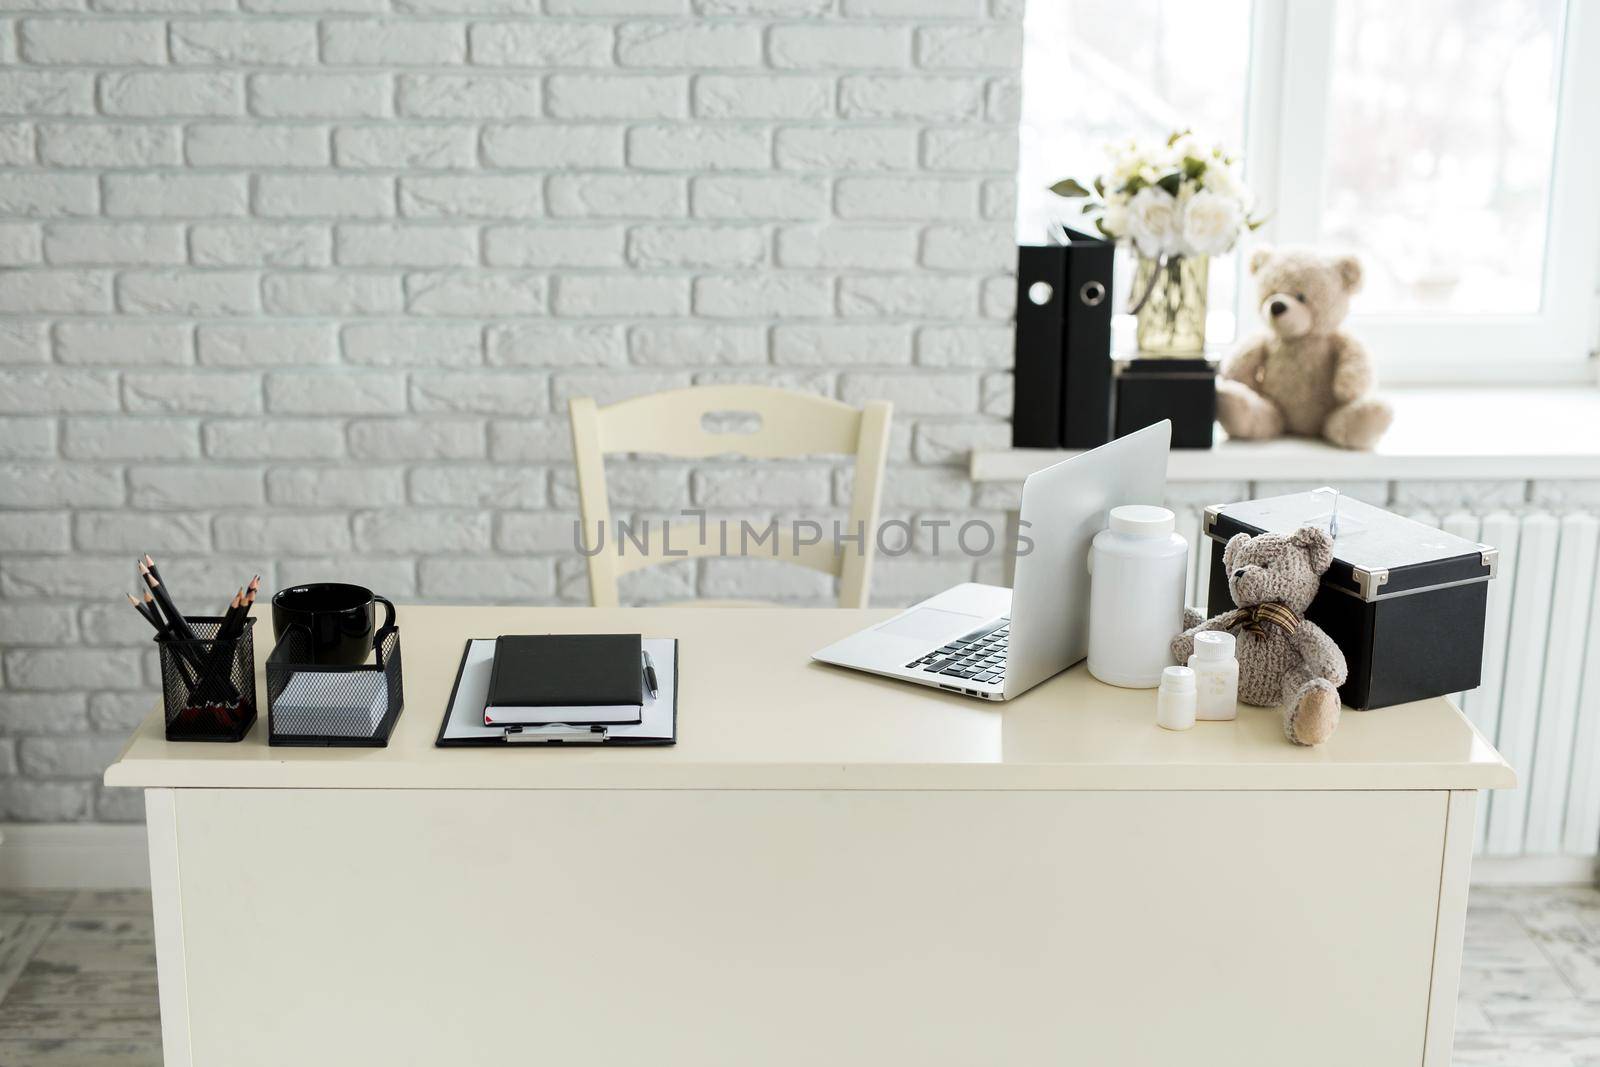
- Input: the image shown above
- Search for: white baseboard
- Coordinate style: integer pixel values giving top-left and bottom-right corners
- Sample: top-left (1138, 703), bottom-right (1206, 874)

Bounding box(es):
top-left (0, 824), bottom-right (150, 889)
top-left (0, 824), bottom-right (1594, 891)
top-left (1469, 854), bottom-right (1600, 886)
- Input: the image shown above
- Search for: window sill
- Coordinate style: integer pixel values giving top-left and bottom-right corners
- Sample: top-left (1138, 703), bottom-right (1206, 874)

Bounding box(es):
top-left (970, 387), bottom-right (1600, 483)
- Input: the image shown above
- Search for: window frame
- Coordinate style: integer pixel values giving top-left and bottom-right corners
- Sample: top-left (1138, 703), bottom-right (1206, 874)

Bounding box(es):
top-left (1240, 0), bottom-right (1600, 384)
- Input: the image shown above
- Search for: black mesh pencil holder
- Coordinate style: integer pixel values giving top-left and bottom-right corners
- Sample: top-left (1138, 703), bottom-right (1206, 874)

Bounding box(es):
top-left (266, 624), bottom-right (404, 747)
top-left (161, 617), bottom-right (257, 743)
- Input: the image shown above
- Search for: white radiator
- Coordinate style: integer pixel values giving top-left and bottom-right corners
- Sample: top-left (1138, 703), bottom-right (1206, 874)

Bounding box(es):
top-left (1177, 508), bottom-right (1600, 859)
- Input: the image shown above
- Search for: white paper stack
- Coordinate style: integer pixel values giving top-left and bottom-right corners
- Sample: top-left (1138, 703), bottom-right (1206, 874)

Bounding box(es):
top-left (273, 671), bottom-right (387, 738)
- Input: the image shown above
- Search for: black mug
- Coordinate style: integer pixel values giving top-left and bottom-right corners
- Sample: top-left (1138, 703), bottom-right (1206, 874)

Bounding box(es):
top-left (271, 583), bottom-right (395, 666)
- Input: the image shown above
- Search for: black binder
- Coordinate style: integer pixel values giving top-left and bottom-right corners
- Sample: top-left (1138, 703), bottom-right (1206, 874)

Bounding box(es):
top-left (1012, 229), bottom-right (1115, 448)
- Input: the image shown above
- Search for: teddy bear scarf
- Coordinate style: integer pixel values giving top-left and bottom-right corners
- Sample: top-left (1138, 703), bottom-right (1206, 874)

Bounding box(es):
top-left (1221, 602), bottom-right (1302, 639)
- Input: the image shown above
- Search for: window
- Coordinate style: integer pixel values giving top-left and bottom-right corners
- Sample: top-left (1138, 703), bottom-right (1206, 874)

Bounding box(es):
top-left (1018, 0), bottom-right (1600, 383)
top-left (1319, 0), bottom-right (1562, 317)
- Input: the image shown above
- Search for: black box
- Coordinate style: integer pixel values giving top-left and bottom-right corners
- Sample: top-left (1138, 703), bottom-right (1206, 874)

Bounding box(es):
top-left (1204, 490), bottom-right (1497, 710)
top-left (1012, 230), bottom-right (1114, 448)
top-left (1115, 358), bottom-right (1216, 448)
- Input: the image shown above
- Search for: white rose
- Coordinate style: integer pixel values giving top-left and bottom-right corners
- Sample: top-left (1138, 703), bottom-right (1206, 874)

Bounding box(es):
top-left (1180, 189), bottom-right (1245, 256)
top-left (1203, 163), bottom-right (1250, 209)
top-left (1125, 186), bottom-right (1180, 258)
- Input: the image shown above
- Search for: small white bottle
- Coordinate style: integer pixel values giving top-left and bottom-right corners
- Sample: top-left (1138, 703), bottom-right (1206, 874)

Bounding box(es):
top-left (1087, 505), bottom-right (1189, 688)
top-left (1156, 665), bottom-right (1196, 731)
top-left (1188, 630), bottom-right (1240, 721)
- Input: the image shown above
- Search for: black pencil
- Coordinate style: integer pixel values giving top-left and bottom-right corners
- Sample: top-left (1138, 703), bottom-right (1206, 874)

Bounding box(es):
top-left (231, 575), bottom-right (260, 638)
top-left (134, 590), bottom-right (175, 642)
top-left (227, 576), bottom-right (256, 639)
top-left (130, 558), bottom-right (253, 704)
top-left (140, 560), bottom-right (194, 641)
top-left (145, 594), bottom-right (187, 651)
top-left (138, 560), bottom-right (172, 625)
top-left (144, 573), bottom-right (228, 696)
top-left (141, 555), bottom-right (178, 628)
top-left (217, 588), bottom-right (243, 640)
top-left (126, 592), bottom-right (159, 629)
top-left (130, 592), bottom-right (199, 688)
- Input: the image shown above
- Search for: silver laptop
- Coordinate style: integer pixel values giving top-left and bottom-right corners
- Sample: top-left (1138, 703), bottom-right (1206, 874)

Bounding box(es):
top-left (812, 420), bottom-right (1170, 701)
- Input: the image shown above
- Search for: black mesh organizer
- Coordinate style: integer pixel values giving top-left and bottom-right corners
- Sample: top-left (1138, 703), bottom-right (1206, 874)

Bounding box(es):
top-left (161, 617), bottom-right (256, 743)
top-left (266, 625), bottom-right (404, 747)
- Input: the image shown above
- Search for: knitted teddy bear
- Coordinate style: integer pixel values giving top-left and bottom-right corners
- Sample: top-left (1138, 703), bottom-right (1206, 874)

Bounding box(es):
top-left (1216, 247), bottom-right (1393, 450)
top-left (1171, 526), bottom-right (1348, 747)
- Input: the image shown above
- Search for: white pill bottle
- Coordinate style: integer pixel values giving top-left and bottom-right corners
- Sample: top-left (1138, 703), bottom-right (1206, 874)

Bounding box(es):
top-left (1087, 505), bottom-right (1189, 689)
top-left (1188, 629), bottom-right (1240, 720)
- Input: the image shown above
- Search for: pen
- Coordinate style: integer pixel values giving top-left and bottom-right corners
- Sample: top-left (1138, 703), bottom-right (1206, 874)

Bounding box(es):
top-left (642, 649), bottom-right (659, 700)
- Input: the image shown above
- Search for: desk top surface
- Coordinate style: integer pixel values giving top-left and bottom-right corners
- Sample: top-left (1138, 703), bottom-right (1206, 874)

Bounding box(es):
top-left (105, 605), bottom-right (1514, 792)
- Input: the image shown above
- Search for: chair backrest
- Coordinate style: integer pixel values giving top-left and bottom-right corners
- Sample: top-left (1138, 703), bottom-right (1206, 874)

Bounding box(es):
top-left (568, 385), bottom-right (892, 608)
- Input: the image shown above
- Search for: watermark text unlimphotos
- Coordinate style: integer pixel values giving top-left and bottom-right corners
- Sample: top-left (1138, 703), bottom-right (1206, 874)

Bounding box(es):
top-left (574, 510), bottom-right (1034, 559)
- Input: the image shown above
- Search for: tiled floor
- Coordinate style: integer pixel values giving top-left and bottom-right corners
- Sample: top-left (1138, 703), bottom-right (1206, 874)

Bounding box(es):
top-left (0, 887), bottom-right (1596, 1065)
top-left (1455, 886), bottom-right (1600, 1065)
top-left (0, 890), bottom-right (159, 1067)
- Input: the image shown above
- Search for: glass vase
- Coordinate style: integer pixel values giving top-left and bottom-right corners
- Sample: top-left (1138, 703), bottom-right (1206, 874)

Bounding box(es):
top-left (1132, 254), bottom-right (1209, 357)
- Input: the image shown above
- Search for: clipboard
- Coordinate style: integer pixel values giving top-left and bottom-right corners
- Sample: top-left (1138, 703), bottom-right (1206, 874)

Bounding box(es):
top-left (435, 637), bottom-right (678, 746)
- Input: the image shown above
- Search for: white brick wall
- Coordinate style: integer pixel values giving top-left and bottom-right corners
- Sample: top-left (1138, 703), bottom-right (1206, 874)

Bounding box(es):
top-left (0, 0), bottom-right (1023, 822)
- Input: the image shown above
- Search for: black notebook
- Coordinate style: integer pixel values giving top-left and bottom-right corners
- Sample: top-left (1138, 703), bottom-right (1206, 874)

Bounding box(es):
top-left (483, 634), bottom-right (644, 727)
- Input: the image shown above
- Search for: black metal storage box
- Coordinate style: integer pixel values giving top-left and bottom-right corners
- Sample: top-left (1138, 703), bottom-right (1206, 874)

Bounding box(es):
top-left (1114, 357), bottom-right (1217, 449)
top-left (1204, 490), bottom-right (1497, 710)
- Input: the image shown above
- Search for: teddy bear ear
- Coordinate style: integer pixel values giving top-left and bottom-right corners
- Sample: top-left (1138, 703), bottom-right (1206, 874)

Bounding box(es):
top-left (1334, 254), bottom-right (1363, 293)
top-left (1248, 248), bottom-right (1273, 275)
top-left (1289, 526), bottom-right (1334, 573)
top-left (1222, 532), bottom-right (1251, 570)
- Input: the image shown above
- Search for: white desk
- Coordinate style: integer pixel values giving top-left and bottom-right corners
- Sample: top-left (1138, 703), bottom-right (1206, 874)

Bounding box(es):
top-left (107, 605), bottom-right (1513, 1067)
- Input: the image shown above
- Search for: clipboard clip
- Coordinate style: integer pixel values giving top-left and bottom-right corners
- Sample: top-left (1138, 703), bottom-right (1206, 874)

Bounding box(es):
top-left (503, 724), bottom-right (608, 744)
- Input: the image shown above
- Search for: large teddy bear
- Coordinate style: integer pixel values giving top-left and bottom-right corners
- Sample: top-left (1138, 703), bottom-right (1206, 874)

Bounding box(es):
top-left (1172, 526), bottom-right (1348, 747)
top-left (1217, 247), bottom-right (1393, 450)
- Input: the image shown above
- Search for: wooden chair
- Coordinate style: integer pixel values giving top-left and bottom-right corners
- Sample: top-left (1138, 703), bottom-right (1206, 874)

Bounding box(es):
top-left (568, 386), bottom-right (892, 608)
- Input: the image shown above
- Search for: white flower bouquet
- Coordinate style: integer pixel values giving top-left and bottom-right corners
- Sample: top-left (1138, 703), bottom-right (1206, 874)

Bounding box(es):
top-left (1050, 132), bottom-right (1265, 354)
top-left (1050, 132), bottom-right (1263, 259)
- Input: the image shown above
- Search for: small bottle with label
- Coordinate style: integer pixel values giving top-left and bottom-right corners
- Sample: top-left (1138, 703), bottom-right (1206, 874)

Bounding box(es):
top-left (1156, 665), bottom-right (1196, 731)
top-left (1187, 630), bottom-right (1240, 721)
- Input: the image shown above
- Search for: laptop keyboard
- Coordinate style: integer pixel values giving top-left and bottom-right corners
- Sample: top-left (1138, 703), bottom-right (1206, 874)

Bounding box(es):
top-left (904, 619), bottom-right (1009, 685)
